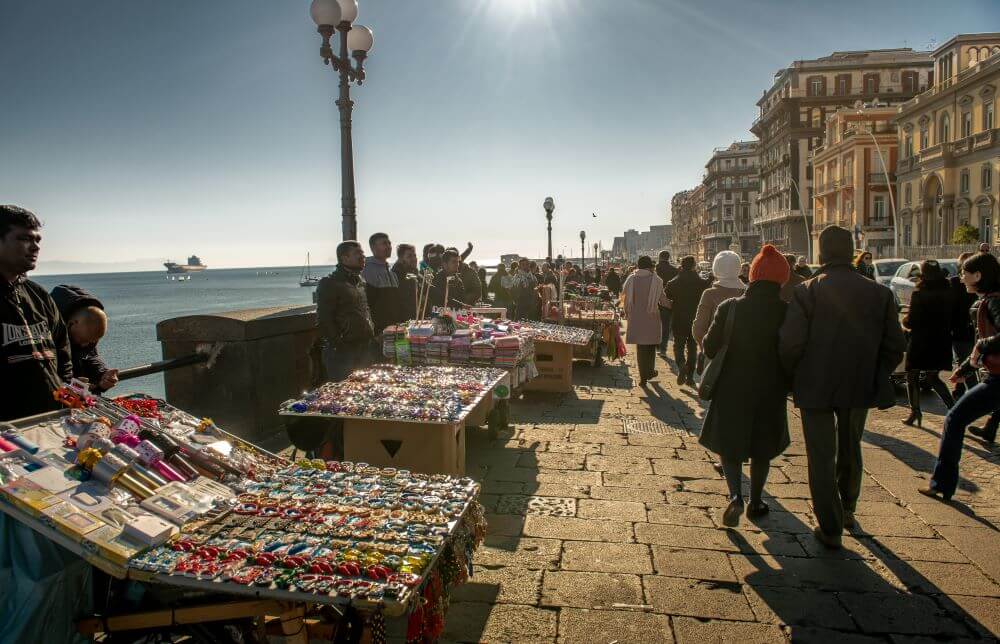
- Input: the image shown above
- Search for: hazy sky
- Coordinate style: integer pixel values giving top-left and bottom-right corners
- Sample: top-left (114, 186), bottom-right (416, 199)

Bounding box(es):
top-left (2, 0), bottom-right (996, 272)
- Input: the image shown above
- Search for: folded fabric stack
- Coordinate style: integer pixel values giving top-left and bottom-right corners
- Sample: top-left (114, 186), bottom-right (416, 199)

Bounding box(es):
top-left (493, 335), bottom-right (523, 368)
top-left (426, 335), bottom-right (452, 365)
top-left (470, 339), bottom-right (495, 366)
top-left (450, 329), bottom-right (472, 364)
top-left (407, 323), bottom-right (435, 365)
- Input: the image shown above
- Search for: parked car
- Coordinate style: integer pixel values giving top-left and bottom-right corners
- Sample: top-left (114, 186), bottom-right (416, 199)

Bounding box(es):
top-left (872, 258), bottom-right (907, 287)
top-left (888, 259), bottom-right (959, 308)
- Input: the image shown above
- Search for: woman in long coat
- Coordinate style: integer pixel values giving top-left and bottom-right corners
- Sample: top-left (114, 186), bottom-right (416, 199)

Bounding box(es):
top-left (699, 245), bottom-right (790, 527)
top-left (622, 255), bottom-right (666, 386)
top-left (901, 260), bottom-right (955, 427)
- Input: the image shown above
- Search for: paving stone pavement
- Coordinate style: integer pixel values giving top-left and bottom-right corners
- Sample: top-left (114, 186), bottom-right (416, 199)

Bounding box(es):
top-left (442, 346), bottom-right (1000, 643)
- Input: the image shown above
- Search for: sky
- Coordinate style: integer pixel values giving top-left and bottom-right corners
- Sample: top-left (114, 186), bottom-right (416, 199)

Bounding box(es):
top-left (2, 0), bottom-right (997, 273)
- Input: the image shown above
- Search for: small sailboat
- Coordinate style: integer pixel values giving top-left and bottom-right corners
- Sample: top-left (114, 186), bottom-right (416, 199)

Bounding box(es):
top-left (300, 253), bottom-right (320, 287)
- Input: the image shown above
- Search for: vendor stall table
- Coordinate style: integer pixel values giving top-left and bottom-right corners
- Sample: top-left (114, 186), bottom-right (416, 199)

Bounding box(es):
top-left (561, 303), bottom-right (622, 368)
top-left (514, 321), bottom-right (594, 393)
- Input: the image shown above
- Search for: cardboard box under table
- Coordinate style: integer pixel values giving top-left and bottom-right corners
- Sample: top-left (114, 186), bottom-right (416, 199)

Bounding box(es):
top-left (523, 340), bottom-right (576, 393)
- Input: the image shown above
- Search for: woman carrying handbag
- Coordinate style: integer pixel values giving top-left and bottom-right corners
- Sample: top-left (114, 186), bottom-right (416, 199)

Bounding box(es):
top-left (698, 245), bottom-right (791, 527)
top-left (920, 252), bottom-right (1000, 501)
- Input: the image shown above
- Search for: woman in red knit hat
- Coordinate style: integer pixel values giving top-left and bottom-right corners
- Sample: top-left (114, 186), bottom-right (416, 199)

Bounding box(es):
top-left (699, 244), bottom-right (792, 526)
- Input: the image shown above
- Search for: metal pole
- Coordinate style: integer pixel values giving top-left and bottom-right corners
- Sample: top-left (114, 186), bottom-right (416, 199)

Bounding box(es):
top-left (868, 131), bottom-right (898, 258)
top-left (337, 23), bottom-right (357, 241)
top-left (546, 214), bottom-right (553, 261)
top-left (117, 353), bottom-right (210, 382)
top-left (789, 177), bottom-right (811, 263)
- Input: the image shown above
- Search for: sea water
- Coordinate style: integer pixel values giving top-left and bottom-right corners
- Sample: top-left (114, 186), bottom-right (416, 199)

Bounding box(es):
top-left (31, 266), bottom-right (333, 398)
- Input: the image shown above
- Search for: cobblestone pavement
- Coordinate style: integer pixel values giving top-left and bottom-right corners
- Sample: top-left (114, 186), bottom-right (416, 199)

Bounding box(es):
top-left (444, 349), bottom-right (1000, 643)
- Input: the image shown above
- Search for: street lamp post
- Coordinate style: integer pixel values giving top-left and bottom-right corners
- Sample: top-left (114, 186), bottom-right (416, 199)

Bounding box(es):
top-left (311, 0), bottom-right (375, 242)
top-left (593, 242), bottom-right (598, 269)
top-left (543, 197), bottom-right (555, 262)
top-left (579, 230), bottom-right (586, 267)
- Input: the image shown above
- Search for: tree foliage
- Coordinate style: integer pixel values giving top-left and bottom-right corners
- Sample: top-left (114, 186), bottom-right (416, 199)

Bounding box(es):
top-left (953, 224), bottom-right (979, 244)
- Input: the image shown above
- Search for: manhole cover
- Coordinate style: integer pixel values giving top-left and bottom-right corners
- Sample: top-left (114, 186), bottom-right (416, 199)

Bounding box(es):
top-left (623, 419), bottom-right (670, 434)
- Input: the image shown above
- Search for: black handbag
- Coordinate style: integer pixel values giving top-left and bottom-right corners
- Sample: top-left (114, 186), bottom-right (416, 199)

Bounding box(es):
top-left (698, 303), bottom-right (736, 401)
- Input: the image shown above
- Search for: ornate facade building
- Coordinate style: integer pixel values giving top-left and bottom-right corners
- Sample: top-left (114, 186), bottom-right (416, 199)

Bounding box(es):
top-left (702, 141), bottom-right (760, 259)
top-left (751, 48), bottom-right (932, 258)
top-left (669, 186), bottom-right (706, 260)
top-left (894, 34), bottom-right (1000, 257)
top-left (812, 105), bottom-right (899, 258)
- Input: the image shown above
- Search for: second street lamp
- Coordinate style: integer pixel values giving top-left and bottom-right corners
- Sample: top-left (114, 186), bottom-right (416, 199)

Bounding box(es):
top-left (579, 230), bottom-right (586, 267)
top-left (543, 197), bottom-right (555, 262)
top-left (311, 0), bottom-right (375, 242)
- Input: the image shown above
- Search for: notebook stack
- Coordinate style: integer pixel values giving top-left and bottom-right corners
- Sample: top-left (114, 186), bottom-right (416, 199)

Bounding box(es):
top-left (426, 335), bottom-right (452, 365)
top-left (470, 339), bottom-right (495, 366)
top-left (449, 329), bottom-right (473, 364)
top-left (407, 323), bottom-right (435, 365)
top-left (493, 335), bottom-right (524, 368)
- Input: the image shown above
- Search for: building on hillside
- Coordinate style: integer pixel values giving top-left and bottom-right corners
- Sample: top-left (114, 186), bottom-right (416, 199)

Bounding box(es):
top-left (751, 48), bottom-right (933, 258)
top-left (812, 105), bottom-right (900, 258)
top-left (703, 141), bottom-right (760, 259)
top-left (894, 33), bottom-right (1000, 258)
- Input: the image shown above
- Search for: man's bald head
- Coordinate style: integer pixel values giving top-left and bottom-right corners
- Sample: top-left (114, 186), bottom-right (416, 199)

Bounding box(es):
top-left (67, 305), bottom-right (107, 348)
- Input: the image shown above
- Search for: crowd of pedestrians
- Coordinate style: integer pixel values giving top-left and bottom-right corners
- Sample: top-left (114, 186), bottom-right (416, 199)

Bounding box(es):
top-left (621, 224), bottom-right (1000, 548)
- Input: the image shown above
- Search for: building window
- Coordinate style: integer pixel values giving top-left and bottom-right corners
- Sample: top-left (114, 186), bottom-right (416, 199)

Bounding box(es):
top-left (984, 165), bottom-right (994, 191)
top-left (873, 197), bottom-right (886, 222)
top-left (725, 191), bottom-right (732, 201)
top-left (837, 77), bottom-right (848, 95)
top-left (940, 113), bottom-right (950, 143)
top-left (904, 135), bottom-right (913, 158)
top-left (980, 210), bottom-right (992, 245)
top-left (725, 159), bottom-right (732, 168)
top-left (961, 169), bottom-right (970, 194)
top-left (904, 183), bottom-right (912, 205)
top-left (986, 101), bottom-right (995, 130)
top-left (811, 108), bottom-right (822, 128)
top-left (865, 75), bottom-right (878, 95)
top-left (962, 111), bottom-right (972, 138)
top-left (741, 158), bottom-right (748, 166)
top-left (810, 78), bottom-right (823, 96)
top-left (920, 127), bottom-right (929, 149)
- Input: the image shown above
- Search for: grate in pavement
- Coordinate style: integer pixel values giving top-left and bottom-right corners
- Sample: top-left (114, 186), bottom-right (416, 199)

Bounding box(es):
top-left (622, 419), bottom-right (670, 434)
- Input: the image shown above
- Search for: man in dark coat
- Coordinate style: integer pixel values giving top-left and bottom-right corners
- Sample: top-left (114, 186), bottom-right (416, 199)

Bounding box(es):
top-left (664, 255), bottom-right (707, 385)
top-left (391, 243), bottom-right (419, 322)
top-left (429, 249), bottom-right (467, 309)
top-left (604, 268), bottom-right (622, 296)
top-left (779, 254), bottom-right (806, 303)
top-left (655, 251), bottom-right (679, 355)
top-left (0, 205), bottom-right (73, 421)
top-left (50, 284), bottom-right (118, 393)
top-left (360, 232), bottom-right (399, 338)
top-left (316, 240), bottom-right (375, 382)
top-left (779, 226), bottom-right (905, 548)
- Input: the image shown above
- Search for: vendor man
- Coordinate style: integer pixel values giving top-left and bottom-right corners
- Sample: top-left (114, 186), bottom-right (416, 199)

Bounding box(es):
top-left (360, 232), bottom-right (399, 337)
top-left (50, 285), bottom-right (119, 393)
top-left (316, 240), bottom-right (375, 382)
top-left (0, 205), bottom-right (72, 421)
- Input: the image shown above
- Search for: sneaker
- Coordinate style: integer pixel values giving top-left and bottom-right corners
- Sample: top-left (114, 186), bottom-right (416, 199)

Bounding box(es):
top-left (722, 498), bottom-right (744, 527)
top-left (813, 526), bottom-right (842, 549)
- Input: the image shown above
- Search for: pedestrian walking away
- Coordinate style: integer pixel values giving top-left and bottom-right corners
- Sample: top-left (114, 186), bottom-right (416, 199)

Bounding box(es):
top-left (665, 255), bottom-right (707, 386)
top-left (655, 251), bottom-right (679, 355)
top-left (623, 255), bottom-right (667, 387)
top-left (692, 250), bottom-right (746, 347)
top-left (779, 225), bottom-right (905, 548)
top-left (922, 252), bottom-right (1000, 500)
top-left (779, 253), bottom-right (806, 303)
top-left (699, 244), bottom-right (790, 527)
top-left (901, 260), bottom-right (956, 427)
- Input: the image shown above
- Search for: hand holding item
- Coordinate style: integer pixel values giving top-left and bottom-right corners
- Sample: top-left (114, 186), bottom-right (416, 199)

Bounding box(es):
top-left (970, 346), bottom-right (982, 368)
top-left (99, 369), bottom-right (120, 391)
top-left (949, 369), bottom-right (965, 385)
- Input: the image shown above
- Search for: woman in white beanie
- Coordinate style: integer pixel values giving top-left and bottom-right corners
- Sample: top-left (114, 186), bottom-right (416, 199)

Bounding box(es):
top-left (693, 251), bottom-right (747, 346)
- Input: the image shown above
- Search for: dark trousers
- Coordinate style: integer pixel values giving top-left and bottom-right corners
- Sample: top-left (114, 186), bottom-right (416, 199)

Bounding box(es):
top-left (673, 332), bottom-right (697, 377)
top-left (636, 344), bottom-right (657, 381)
top-left (801, 407), bottom-right (868, 537)
top-left (905, 370), bottom-right (954, 415)
top-left (930, 375), bottom-right (1000, 496)
top-left (658, 307), bottom-right (672, 352)
top-left (322, 342), bottom-right (372, 383)
top-left (721, 458), bottom-right (771, 504)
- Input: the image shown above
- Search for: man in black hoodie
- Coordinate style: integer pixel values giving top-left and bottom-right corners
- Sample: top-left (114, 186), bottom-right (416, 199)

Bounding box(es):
top-left (655, 251), bottom-right (678, 355)
top-left (0, 205), bottom-right (72, 421)
top-left (316, 240), bottom-right (375, 382)
top-left (664, 255), bottom-right (706, 385)
top-left (50, 284), bottom-right (118, 393)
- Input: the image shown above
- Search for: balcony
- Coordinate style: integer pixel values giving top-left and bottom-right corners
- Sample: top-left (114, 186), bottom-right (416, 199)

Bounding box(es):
top-left (815, 180), bottom-right (839, 196)
top-left (868, 172), bottom-right (894, 185)
top-left (919, 143), bottom-right (951, 164)
top-left (974, 128), bottom-right (998, 150)
top-left (897, 156), bottom-right (916, 174)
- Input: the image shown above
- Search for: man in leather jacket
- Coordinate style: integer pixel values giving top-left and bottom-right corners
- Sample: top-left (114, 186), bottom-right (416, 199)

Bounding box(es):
top-left (316, 241), bottom-right (375, 382)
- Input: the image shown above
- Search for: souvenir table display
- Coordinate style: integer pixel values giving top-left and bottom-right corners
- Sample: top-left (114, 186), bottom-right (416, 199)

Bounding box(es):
top-left (280, 365), bottom-right (510, 475)
top-left (561, 299), bottom-right (625, 364)
top-left (513, 319), bottom-right (594, 346)
top-left (0, 382), bottom-right (487, 639)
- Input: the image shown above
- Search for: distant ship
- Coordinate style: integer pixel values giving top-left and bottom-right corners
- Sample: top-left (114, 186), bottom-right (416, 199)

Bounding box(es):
top-left (164, 255), bottom-right (207, 274)
top-left (300, 252), bottom-right (320, 287)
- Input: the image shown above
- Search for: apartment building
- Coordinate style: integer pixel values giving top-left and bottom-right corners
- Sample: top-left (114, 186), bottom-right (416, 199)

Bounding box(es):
top-left (894, 33), bottom-right (1000, 255)
top-left (670, 186), bottom-right (707, 260)
top-left (702, 141), bottom-right (760, 259)
top-left (751, 48), bottom-right (933, 258)
top-left (812, 105), bottom-right (899, 258)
